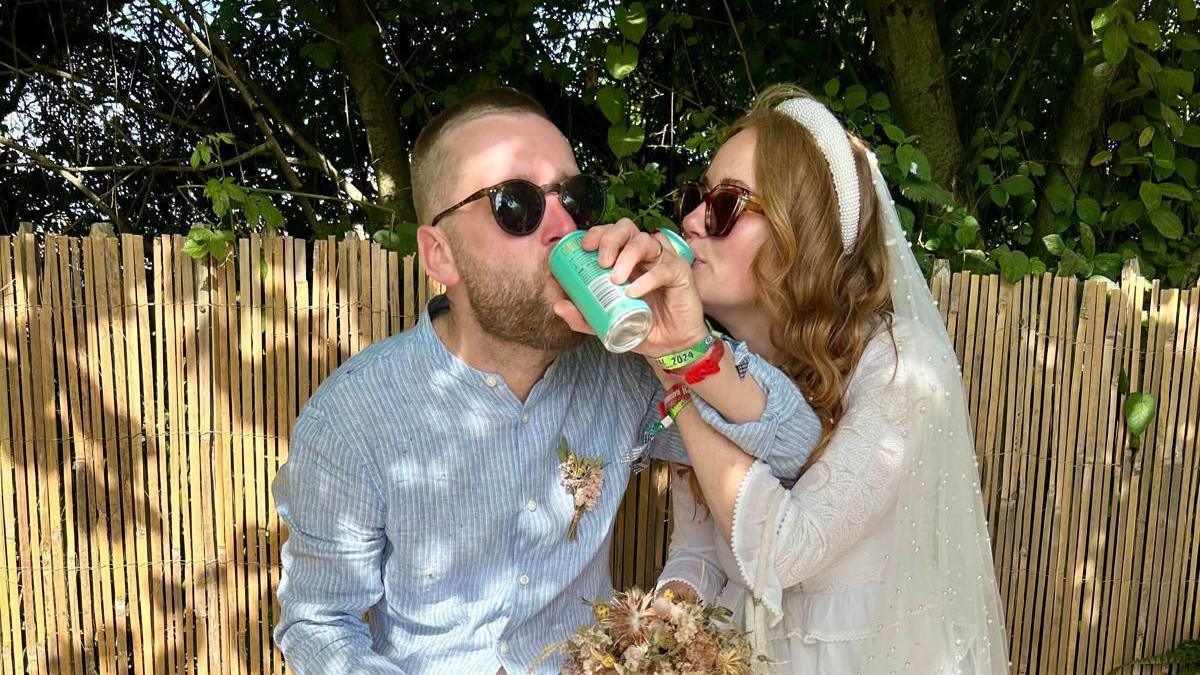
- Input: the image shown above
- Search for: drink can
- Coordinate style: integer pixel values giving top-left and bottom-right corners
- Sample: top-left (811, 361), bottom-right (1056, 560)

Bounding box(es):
top-left (550, 231), bottom-right (652, 352)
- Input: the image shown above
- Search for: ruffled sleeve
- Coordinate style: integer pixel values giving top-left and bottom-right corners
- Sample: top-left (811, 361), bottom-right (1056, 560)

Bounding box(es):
top-left (655, 471), bottom-right (728, 604)
top-left (725, 332), bottom-right (922, 626)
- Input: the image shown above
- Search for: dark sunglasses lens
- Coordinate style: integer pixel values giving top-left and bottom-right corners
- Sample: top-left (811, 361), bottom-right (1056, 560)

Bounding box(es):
top-left (561, 175), bottom-right (606, 228)
top-left (708, 188), bottom-right (742, 236)
top-left (492, 181), bottom-right (544, 235)
top-left (677, 183), bottom-right (703, 222)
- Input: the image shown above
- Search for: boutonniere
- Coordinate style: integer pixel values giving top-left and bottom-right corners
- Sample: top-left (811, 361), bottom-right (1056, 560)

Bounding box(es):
top-left (557, 437), bottom-right (604, 541)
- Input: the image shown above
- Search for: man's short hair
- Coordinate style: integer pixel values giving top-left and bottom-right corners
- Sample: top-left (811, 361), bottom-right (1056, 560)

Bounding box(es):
top-left (410, 88), bottom-right (550, 225)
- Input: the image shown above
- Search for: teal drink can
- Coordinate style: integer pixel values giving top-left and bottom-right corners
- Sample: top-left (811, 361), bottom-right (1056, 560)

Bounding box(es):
top-left (550, 231), bottom-right (652, 352)
top-left (549, 229), bottom-right (695, 353)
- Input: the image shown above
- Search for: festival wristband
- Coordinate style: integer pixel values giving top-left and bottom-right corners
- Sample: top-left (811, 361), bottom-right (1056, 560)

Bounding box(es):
top-left (654, 333), bottom-right (716, 371)
top-left (666, 339), bottom-right (726, 385)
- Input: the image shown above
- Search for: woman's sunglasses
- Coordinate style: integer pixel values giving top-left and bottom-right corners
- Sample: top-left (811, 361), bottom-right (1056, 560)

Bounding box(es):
top-left (430, 174), bottom-right (607, 236)
top-left (675, 181), bottom-right (765, 237)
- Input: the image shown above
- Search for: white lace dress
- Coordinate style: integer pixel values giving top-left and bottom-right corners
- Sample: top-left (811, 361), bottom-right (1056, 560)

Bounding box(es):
top-left (657, 318), bottom-right (950, 673)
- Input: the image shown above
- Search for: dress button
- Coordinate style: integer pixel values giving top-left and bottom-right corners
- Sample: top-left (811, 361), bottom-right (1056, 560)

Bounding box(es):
top-left (499, 642), bottom-right (510, 655)
top-left (484, 375), bottom-right (498, 387)
top-left (526, 499), bottom-right (537, 512)
top-left (519, 574), bottom-right (530, 586)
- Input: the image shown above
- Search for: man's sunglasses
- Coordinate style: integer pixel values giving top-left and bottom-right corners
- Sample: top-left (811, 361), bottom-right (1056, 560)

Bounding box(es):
top-left (675, 181), bottom-right (765, 237)
top-left (430, 174), bottom-right (607, 236)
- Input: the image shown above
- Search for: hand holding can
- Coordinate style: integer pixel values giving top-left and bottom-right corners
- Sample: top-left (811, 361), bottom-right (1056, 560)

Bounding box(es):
top-left (551, 219), bottom-right (705, 356)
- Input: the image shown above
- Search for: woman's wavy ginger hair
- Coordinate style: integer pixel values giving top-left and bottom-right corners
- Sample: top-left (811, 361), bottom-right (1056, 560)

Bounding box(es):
top-left (739, 84), bottom-right (894, 463)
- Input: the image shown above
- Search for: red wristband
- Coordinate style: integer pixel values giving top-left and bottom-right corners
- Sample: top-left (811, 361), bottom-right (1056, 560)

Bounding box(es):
top-left (666, 339), bottom-right (725, 385)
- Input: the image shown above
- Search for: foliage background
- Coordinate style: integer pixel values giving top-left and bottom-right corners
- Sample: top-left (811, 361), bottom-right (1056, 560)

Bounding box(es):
top-left (1, 0), bottom-right (1198, 284)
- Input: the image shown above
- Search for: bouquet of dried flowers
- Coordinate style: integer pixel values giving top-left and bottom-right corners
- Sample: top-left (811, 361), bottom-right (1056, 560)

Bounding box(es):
top-left (536, 587), bottom-right (766, 674)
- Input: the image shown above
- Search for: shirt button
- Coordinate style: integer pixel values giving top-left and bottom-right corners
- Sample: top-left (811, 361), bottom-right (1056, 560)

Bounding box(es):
top-left (526, 499), bottom-right (537, 512)
top-left (520, 412), bottom-right (529, 424)
top-left (499, 642), bottom-right (510, 655)
top-left (484, 375), bottom-right (498, 387)
top-left (519, 574), bottom-right (530, 586)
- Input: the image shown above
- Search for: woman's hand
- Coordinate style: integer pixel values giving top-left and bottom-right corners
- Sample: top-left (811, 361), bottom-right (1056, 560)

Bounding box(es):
top-left (551, 219), bottom-right (708, 357)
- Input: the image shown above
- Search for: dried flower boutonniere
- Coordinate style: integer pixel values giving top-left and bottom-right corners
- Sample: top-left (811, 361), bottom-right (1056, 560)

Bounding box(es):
top-left (557, 438), bottom-right (604, 541)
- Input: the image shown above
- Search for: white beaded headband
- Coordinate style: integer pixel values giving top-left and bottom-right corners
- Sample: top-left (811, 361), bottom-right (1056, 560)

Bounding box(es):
top-left (773, 98), bottom-right (860, 252)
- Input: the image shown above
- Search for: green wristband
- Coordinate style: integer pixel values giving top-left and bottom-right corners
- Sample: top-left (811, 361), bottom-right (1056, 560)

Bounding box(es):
top-left (666, 396), bottom-right (692, 420)
top-left (655, 333), bottom-right (716, 371)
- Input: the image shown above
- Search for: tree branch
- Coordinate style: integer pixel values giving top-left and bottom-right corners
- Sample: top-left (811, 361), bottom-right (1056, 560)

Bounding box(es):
top-left (177, 0), bottom-right (369, 206)
top-left (1, 142), bottom-right (272, 173)
top-left (0, 133), bottom-right (127, 231)
top-left (151, 0), bottom-right (321, 230)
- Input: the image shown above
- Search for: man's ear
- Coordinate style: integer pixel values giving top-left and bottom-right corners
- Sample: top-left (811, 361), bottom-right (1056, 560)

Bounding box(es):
top-left (417, 224), bottom-right (461, 287)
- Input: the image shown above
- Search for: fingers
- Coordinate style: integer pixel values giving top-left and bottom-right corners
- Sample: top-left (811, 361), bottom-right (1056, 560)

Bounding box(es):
top-left (552, 300), bottom-right (596, 336)
top-left (625, 255), bottom-right (692, 299)
top-left (582, 218), bottom-right (639, 268)
top-left (609, 232), bottom-right (665, 285)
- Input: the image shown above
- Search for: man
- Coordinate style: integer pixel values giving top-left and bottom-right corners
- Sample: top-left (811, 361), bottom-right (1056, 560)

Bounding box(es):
top-left (272, 89), bottom-right (817, 673)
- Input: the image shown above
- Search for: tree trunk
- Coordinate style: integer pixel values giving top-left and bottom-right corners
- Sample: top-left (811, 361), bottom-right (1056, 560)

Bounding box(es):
top-left (1032, 60), bottom-right (1118, 241)
top-left (865, 0), bottom-right (964, 192)
top-left (335, 0), bottom-right (416, 225)
top-left (1031, 0), bottom-right (1144, 245)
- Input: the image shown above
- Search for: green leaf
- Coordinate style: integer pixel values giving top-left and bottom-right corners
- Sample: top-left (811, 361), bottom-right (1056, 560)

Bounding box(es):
top-left (605, 44), bottom-right (638, 80)
top-left (1112, 201), bottom-right (1145, 225)
top-left (996, 250), bottom-right (1031, 283)
top-left (1044, 233), bottom-right (1067, 257)
top-left (1077, 197), bottom-right (1102, 224)
top-left (1080, 223), bottom-right (1097, 258)
top-left (1030, 258), bottom-right (1048, 275)
top-left (1045, 182), bottom-right (1075, 214)
top-left (616, 2), bottom-right (648, 43)
top-left (1178, 0), bottom-right (1197, 21)
top-left (1139, 126), bottom-right (1155, 147)
top-left (955, 220), bottom-right (979, 247)
top-left (345, 24), bottom-right (376, 56)
top-left (1091, 150), bottom-right (1113, 166)
top-left (1159, 183), bottom-right (1195, 201)
top-left (1109, 121), bottom-right (1133, 141)
top-left (1057, 248), bottom-right (1093, 277)
top-left (1003, 174), bottom-right (1035, 197)
top-left (607, 123), bottom-right (645, 158)
top-left (1124, 393), bottom-right (1157, 443)
top-left (844, 85), bottom-right (868, 110)
top-left (1175, 34), bottom-right (1200, 51)
top-left (595, 86), bottom-right (627, 125)
top-left (1094, 253), bottom-right (1123, 279)
top-left (882, 123), bottom-right (907, 144)
top-left (1140, 181), bottom-right (1163, 210)
top-left (300, 41), bottom-right (338, 69)
top-left (1148, 206), bottom-right (1183, 238)
top-left (190, 146), bottom-right (203, 168)
top-left (1092, 5), bottom-right (1120, 32)
top-left (977, 164), bottom-right (995, 186)
top-left (823, 79), bottom-right (840, 99)
top-left (204, 178), bottom-right (230, 216)
top-left (1128, 20), bottom-right (1162, 48)
top-left (903, 182), bottom-right (954, 206)
top-left (183, 227), bottom-right (212, 260)
top-left (989, 184), bottom-right (1010, 207)
top-left (868, 92), bottom-right (891, 111)
top-left (1104, 24), bottom-right (1130, 65)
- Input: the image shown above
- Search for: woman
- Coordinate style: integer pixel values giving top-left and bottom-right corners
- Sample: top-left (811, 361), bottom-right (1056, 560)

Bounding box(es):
top-left (651, 84), bottom-right (1009, 674)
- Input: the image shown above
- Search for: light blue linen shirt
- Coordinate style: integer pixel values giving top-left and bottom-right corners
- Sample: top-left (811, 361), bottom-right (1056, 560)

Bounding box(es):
top-left (272, 297), bottom-right (820, 674)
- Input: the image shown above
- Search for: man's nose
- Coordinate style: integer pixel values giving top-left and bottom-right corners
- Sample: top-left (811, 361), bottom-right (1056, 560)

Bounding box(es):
top-left (539, 194), bottom-right (578, 244)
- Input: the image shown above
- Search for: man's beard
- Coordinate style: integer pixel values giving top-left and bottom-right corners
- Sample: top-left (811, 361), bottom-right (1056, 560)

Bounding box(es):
top-left (454, 243), bottom-right (584, 352)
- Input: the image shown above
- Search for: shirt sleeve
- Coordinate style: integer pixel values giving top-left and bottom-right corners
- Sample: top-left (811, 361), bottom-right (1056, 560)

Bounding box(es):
top-left (724, 337), bottom-right (916, 625)
top-left (655, 470), bottom-right (728, 604)
top-left (645, 338), bottom-right (822, 481)
top-left (271, 406), bottom-right (408, 674)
